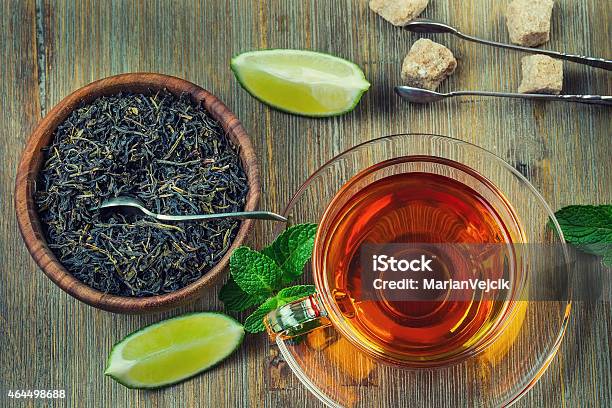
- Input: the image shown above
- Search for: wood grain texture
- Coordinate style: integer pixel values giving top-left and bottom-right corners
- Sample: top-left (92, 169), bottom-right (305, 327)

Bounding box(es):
top-left (14, 72), bottom-right (261, 314)
top-left (1, 0), bottom-right (610, 407)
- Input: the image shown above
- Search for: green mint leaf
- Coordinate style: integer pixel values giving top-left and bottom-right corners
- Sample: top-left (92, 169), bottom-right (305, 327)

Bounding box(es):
top-left (555, 205), bottom-right (612, 267)
top-left (230, 247), bottom-right (283, 297)
top-left (219, 278), bottom-right (264, 312)
top-left (261, 223), bottom-right (317, 285)
top-left (244, 297), bottom-right (278, 333)
top-left (277, 285), bottom-right (316, 302)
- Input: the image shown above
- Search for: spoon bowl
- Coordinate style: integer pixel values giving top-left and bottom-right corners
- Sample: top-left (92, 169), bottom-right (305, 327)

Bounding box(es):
top-left (394, 86), bottom-right (447, 103)
top-left (403, 19), bottom-right (459, 34)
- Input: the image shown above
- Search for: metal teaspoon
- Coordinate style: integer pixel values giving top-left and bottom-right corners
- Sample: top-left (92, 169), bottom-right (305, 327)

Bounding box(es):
top-left (395, 86), bottom-right (612, 106)
top-left (403, 19), bottom-right (612, 71)
top-left (98, 196), bottom-right (287, 222)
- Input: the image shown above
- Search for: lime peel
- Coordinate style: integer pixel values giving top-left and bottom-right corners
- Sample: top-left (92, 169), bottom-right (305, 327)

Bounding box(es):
top-left (231, 49), bottom-right (370, 117)
top-left (105, 312), bottom-right (244, 389)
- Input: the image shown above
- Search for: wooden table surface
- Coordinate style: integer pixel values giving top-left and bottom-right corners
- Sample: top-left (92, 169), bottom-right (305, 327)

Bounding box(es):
top-left (1, 1), bottom-right (610, 407)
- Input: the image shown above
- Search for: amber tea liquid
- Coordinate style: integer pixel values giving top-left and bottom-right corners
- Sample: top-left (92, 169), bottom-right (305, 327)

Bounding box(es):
top-left (314, 157), bottom-right (524, 366)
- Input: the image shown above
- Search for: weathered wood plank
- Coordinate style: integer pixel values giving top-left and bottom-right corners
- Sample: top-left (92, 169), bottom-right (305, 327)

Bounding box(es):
top-left (0, 1), bottom-right (46, 407)
top-left (0, 0), bottom-right (610, 407)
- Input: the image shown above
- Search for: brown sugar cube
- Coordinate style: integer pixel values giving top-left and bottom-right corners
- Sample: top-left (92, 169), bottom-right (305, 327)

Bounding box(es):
top-left (369, 0), bottom-right (429, 26)
top-left (506, 0), bottom-right (554, 47)
top-left (401, 39), bottom-right (457, 91)
top-left (518, 55), bottom-right (563, 94)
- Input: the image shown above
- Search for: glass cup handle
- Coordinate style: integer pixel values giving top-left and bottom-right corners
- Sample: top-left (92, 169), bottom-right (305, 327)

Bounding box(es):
top-left (264, 293), bottom-right (332, 340)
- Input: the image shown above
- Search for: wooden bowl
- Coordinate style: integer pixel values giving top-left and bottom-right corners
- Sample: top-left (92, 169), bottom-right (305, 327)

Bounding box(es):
top-left (15, 73), bottom-right (260, 314)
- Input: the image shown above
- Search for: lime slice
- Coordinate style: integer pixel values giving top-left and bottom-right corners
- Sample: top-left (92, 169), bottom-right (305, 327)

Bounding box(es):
top-left (231, 49), bottom-right (370, 117)
top-left (104, 312), bottom-right (244, 389)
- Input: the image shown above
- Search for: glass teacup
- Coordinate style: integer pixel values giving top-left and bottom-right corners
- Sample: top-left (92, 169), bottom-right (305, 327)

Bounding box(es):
top-left (264, 134), bottom-right (571, 407)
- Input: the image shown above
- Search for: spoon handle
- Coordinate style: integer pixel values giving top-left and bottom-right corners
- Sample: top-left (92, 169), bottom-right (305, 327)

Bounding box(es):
top-left (455, 32), bottom-right (612, 71)
top-left (451, 91), bottom-right (612, 106)
top-left (155, 211), bottom-right (288, 222)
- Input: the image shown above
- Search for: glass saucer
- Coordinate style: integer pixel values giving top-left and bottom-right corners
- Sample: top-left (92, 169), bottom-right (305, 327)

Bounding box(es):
top-left (275, 134), bottom-right (571, 407)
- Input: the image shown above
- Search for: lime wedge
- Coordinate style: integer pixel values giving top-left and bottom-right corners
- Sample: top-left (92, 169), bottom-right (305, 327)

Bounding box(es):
top-left (231, 49), bottom-right (370, 117)
top-left (104, 312), bottom-right (244, 389)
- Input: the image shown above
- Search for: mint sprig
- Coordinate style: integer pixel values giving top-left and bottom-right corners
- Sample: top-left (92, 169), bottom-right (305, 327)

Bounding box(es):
top-left (219, 223), bottom-right (318, 332)
top-left (555, 205), bottom-right (612, 267)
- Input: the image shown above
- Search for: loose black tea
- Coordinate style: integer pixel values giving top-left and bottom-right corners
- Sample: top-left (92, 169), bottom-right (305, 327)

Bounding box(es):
top-left (35, 91), bottom-right (249, 297)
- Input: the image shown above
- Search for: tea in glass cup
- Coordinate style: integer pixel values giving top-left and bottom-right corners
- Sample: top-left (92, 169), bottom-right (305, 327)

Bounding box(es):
top-left (267, 156), bottom-right (526, 367)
